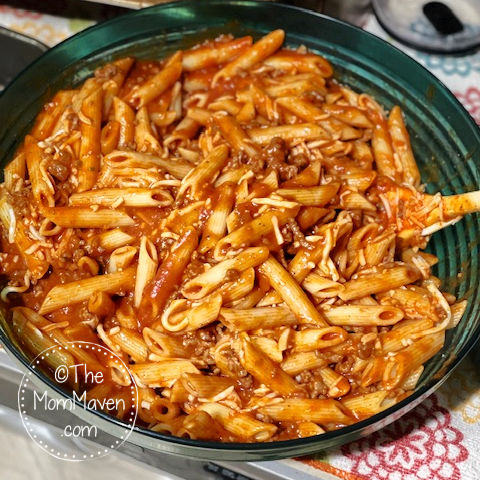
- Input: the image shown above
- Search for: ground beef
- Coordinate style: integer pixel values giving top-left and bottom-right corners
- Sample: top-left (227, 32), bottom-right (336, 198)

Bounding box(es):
top-left (358, 339), bottom-right (375, 359)
top-left (222, 346), bottom-right (248, 377)
top-left (244, 155), bottom-right (264, 173)
top-left (280, 225), bottom-right (293, 244)
top-left (47, 152), bottom-right (71, 182)
top-left (287, 152), bottom-right (309, 169)
top-left (182, 329), bottom-right (216, 365)
top-left (237, 374), bottom-right (253, 390)
top-left (183, 258), bottom-right (207, 282)
top-left (287, 219), bottom-right (310, 249)
top-left (335, 355), bottom-right (355, 375)
top-left (8, 190), bottom-right (30, 217)
top-left (225, 151), bottom-right (247, 171)
top-left (56, 230), bottom-right (84, 264)
top-left (72, 248), bottom-right (86, 263)
top-left (263, 137), bottom-right (286, 166)
top-left (262, 137), bottom-right (298, 181)
top-left (295, 369), bottom-right (328, 398)
top-left (278, 164), bottom-right (298, 182)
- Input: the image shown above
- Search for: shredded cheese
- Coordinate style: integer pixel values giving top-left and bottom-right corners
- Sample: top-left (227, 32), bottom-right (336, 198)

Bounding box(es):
top-left (271, 215), bottom-right (284, 245)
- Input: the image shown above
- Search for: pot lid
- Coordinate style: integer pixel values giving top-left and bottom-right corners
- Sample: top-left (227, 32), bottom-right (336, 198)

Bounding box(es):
top-left (372, 0), bottom-right (480, 53)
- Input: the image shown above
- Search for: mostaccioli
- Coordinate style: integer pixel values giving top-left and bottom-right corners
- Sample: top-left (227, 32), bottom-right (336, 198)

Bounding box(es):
top-left (1, 29), bottom-right (477, 442)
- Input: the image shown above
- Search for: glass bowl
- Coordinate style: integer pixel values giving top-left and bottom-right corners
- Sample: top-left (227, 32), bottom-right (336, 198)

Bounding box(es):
top-left (1, 0), bottom-right (480, 461)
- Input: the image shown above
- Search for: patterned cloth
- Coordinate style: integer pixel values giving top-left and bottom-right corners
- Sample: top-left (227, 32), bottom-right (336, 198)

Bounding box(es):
top-left (0, 3), bottom-right (479, 479)
top-left (293, 355), bottom-right (480, 479)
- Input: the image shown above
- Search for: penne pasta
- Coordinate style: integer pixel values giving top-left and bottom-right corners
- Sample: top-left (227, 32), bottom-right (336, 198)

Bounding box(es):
top-left (69, 187), bottom-right (172, 208)
top-left (101, 120), bottom-right (121, 155)
top-left (181, 373), bottom-right (234, 400)
top-left (182, 247), bottom-right (268, 299)
top-left (89, 228), bottom-right (134, 251)
top-left (39, 267), bottom-right (135, 314)
top-left (219, 306), bottom-right (296, 331)
top-left (249, 123), bottom-right (329, 145)
top-left (138, 227), bottom-right (198, 325)
top-left (323, 104), bottom-right (373, 129)
top-left (371, 118), bottom-right (399, 181)
top-left (263, 50), bottom-right (333, 77)
top-left (213, 29), bottom-right (284, 84)
top-left (31, 90), bottom-right (76, 140)
top-left (241, 335), bottom-right (299, 396)
top-left (113, 96), bottom-right (135, 149)
top-left (322, 305), bottom-right (404, 327)
top-left (99, 56), bottom-right (134, 118)
top-left (281, 351), bottom-right (326, 376)
top-left (217, 267), bottom-right (256, 306)
top-left (302, 273), bottom-right (344, 299)
top-left (11, 308), bottom-right (76, 373)
top-left (214, 114), bottom-right (259, 158)
top-left (4, 150), bottom-right (26, 191)
top-left (258, 399), bottom-right (352, 426)
top-left (104, 150), bottom-right (192, 179)
top-left (200, 403), bottom-right (277, 441)
top-left (42, 207), bottom-right (135, 228)
top-left (276, 96), bottom-right (326, 122)
top-left (1, 30), bottom-right (473, 444)
top-left (293, 327), bottom-right (348, 352)
top-left (161, 293), bottom-right (222, 332)
top-left (199, 182), bottom-right (236, 253)
top-left (339, 264), bottom-right (420, 302)
top-left (341, 391), bottom-right (390, 418)
top-left (131, 359), bottom-right (199, 388)
top-left (87, 291), bottom-right (115, 318)
top-left (183, 36), bottom-right (253, 71)
top-left (259, 256), bottom-right (329, 326)
top-left (135, 106), bottom-right (162, 153)
top-left (127, 51), bottom-right (183, 108)
top-left (214, 208), bottom-right (297, 259)
top-left (25, 136), bottom-right (55, 207)
top-left (277, 184), bottom-right (339, 206)
top-left (383, 331), bottom-right (445, 389)
top-left (134, 236), bottom-right (158, 308)
top-left (388, 106), bottom-right (420, 187)
top-left (143, 329), bottom-right (187, 358)
top-left (178, 144), bottom-right (229, 200)
top-left (78, 87), bottom-right (103, 192)
top-left (0, 196), bottom-right (50, 279)
top-left (318, 366), bottom-right (350, 398)
top-left (110, 327), bottom-right (149, 363)
top-left (187, 107), bottom-right (211, 125)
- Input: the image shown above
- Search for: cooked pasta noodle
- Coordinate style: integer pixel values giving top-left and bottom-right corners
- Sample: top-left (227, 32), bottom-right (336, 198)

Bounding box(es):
top-left (0, 30), bottom-right (476, 443)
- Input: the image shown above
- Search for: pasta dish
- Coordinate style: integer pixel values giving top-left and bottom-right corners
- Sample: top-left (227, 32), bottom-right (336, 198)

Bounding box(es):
top-left (0, 30), bottom-right (477, 442)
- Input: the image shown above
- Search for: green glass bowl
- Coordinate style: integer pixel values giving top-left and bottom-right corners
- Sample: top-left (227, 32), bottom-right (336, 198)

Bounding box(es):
top-left (1, 0), bottom-right (480, 461)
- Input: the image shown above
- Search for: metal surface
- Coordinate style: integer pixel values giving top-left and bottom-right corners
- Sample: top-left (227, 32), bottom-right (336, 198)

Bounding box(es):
top-left (285, 0), bottom-right (371, 26)
top-left (83, 0), bottom-right (371, 26)
top-left (0, 26), bottom-right (47, 91)
top-left (83, 0), bottom-right (169, 8)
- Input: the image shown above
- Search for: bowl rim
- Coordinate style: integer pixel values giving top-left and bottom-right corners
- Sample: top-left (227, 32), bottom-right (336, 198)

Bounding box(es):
top-left (1, 0), bottom-right (480, 453)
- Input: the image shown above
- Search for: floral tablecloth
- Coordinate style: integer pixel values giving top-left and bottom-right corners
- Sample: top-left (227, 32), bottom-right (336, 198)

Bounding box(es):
top-left (0, 3), bottom-right (479, 479)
